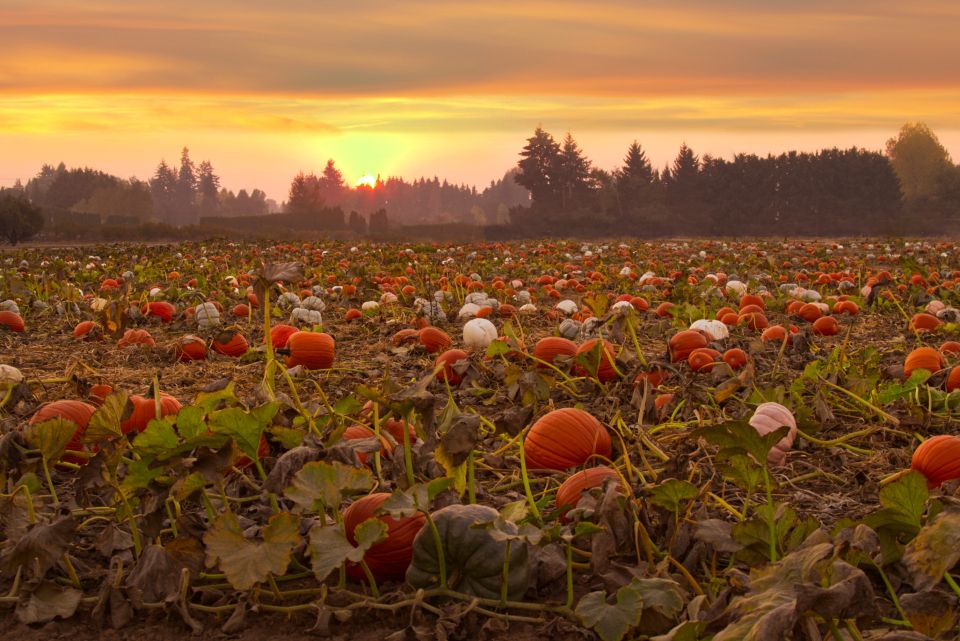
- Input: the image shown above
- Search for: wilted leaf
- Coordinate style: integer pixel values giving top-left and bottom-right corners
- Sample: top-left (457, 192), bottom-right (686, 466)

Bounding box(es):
top-left (203, 511), bottom-right (300, 590)
top-left (900, 590), bottom-right (958, 638)
top-left (83, 391), bottom-right (128, 443)
top-left (902, 509), bottom-right (960, 591)
top-left (261, 261), bottom-right (305, 284)
top-left (695, 519), bottom-right (743, 554)
top-left (15, 581), bottom-right (82, 624)
top-left (0, 517), bottom-right (76, 579)
top-left (306, 519), bottom-right (386, 582)
top-left (649, 478), bottom-right (699, 514)
top-left (284, 460), bottom-right (373, 514)
top-left (576, 584), bottom-right (644, 641)
top-left (127, 540), bottom-right (203, 604)
top-left (175, 405), bottom-right (206, 440)
top-left (24, 417), bottom-right (76, 463)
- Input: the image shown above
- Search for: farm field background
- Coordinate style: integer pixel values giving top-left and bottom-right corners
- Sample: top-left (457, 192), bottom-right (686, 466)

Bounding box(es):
top-left (2, 237), bottom-right (960, 641)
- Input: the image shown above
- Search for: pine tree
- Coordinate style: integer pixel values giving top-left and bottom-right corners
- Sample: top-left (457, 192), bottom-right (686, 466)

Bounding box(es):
top-left (320, 159), bottom-right (345, 205)
top-left (616, 141), bottom-right (656, 214)
top-left (556, 132), bottom-right (593, 210)
top-left (197, 160), bottom-right (220, 218)
top-left (149, 160), bottom-right (179, 223)
top-left (515, 127), bottom-right (561, 208)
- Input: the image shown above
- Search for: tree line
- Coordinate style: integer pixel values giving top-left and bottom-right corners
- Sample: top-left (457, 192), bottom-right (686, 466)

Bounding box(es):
top-left (510, 123), bottom-right (960, 237)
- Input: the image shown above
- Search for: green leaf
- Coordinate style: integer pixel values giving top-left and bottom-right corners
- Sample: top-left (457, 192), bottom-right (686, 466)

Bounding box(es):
top-left (306, 525), bottom-right (364, 582)
top-left (283, 461), bottom-right (373, 514)
top-left (576, 584), bottom-right (644, 641)
top-left (119, 456), bottom-right (165, 497)
top-left (203, 511), bottom-right (300, 590)
top-left (716, 454), bottom-right (765, 493)
top-left (901, 509), bottom-right (960, 591)
top-left (334, 395), bottom-right (363, 416)
top-left (83, 391), bottom-right (128, 444)
top-left (175, 405), bottom-right (206, 440)
top-left (878, 369), bottom-right (932, 404)
top-left (170, 471), bottom-right (208, 501)
top-left (194, 381), bottom-right (239, 413)
top-left (24, 418), bottom-right (76, 463)
top-left (485, 338), bottom-right (511, 358)
top-left (696, 420), bottom-right (789, 468)
top-left (133, 417), bottom-right (179, 456)
top-left (208, 405), bottom-right (274, 461)
top-left (648, 479), bottom-right (699, 515)
top-left (353, 518), bottom-right (388, 550)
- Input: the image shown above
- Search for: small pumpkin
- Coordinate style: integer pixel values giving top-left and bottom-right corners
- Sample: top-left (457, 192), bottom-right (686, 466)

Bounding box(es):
top-left (117, 328), bottom-right (155, 348)
top-left (174, 335), bottom-right (207, 362)
top-left (688, 347), bottom-right (720, 372)
top-left (722, 348), bottom-right (748, 370)
top-left (909, 313), bottom-right (942, 332)
top-left (29, 400), bottom-right (97, 463)
top-left (575, 338), bottom-right (619, 382)
top-left (406, 504), bottom-right (528, 600)
top-left (738, 311), bottom-right (769, 330)
top-left (761, 325), bottom-right (791, 345)
top-left (268, 324), bottom-right (299, 350)
top-left (532, 336), bottom-right (577, 366)
top-left (555, 466), bottom-right (623, 523)
top-left (343, 493), bottom-right (426, 582)
top-left (0, 310), bottom-right (25, 332)
top-left (911, 435), bottom-right (960, 488)
top-left (212, 328), bottom-right (249, 357)
top-left (419, 326), bottom-right (452, 353)
top-left (435, 349), bottom-right (469, 385)
top-left (284, 331), bottom-right (335, 369)
top-left (73, 320), bottom-right (102, 340)
top-left (903, 347), bottom-right (944, 379)
top-left (748, 402), bottom-right (797, 466)
top-left (342, 425), bottom-right (393, 464)
top-left (832, 300), bottom-right (859, 315)
top-left (142, 301), bottom-right (176, 323)
top-left (391, 328), bottom-right (421, 347)
top-left (797, 303), bottom-right (823, 322)
top-left (231, 303), bottom-right (250, 318)
top-left (812, 316), bottom-right (839, 336)
top-left (121, 393), bottom-right (182, 434)
top-left (524, 408), bottom-right (612, 471)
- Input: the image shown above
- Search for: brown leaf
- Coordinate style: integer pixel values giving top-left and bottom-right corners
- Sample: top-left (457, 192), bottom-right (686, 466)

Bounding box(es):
top-left (695, 519), bottom-right (744, 554)
top-left (900, 590), bottom-right (958, 638)
top-left (793, 562), bottom-right (877, 620)
top-left (15, 581), bottom-right (82, 624)
top-left (902, 509), bottom-right (960, 591)
top-left (0, 516), bottom-right (76, 579)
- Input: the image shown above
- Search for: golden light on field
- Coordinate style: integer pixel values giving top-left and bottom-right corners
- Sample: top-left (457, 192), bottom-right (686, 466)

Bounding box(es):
top-left (356, 174), bottom-right (377, 188)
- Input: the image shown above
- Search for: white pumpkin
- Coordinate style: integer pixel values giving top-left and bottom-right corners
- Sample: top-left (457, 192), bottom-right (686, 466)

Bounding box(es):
top-left (301, 295), bottom-right (325, 311)
top-left (0, 300), bottom-right (20, 315)
top-left (0, 364), bottom-right (24, 389)
top-left (361, 300), bottom-right (380, 313)
top-left (463, 318), bottom-right (498, 350)
top-left (748, 402), bottom-right (798, 466)
top-left (555, 299), bottom-right (579, 316)
top-left (689, 319), bottom-right (729, 342)
top-left (457, 303), bottom-right (481, 320)
top-left (277, 292), bottom-right (302, 309)
top-left (519, 303), bottom-right (538, 314)
top-left (558, 318), bottom-right (581, 340)
top-left (290, 308), bottom-right (322, 326)
top-left (195, 302), bottom-right (221, 330)
top-left (725, 280), bottom-right (747, 295)
top-left (925, 300), bottom-right (946, 315)
top-left (380, 292), bottom-right (398, 305)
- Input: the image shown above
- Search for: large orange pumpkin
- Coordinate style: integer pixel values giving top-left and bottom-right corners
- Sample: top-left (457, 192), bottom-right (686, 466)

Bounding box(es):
top-left (285, 331), bottom-right (335, 369)
top-left (555, 466), bottom-right (622, 523)
top-left (903, 347), bottom-right (944, 379)
top-left (0, 311), bottom-right (25, 332)
top-left (174, 335), bottom-right (207, 361)
top-left (722, 348), bottom-right (748, 370)
top-left (909, 313), bottom-right (942, 332)
top-left (946, 367), bottom-right (960, 392)
top-left (142, 301), bottom-right (176, 323)
top-left (29, 400), bottom-right (97, 463)
top-left (812, 316), bottom-right (839, 336)
top-left (669, 330), bottom-right (708, 363)
top-left (911, 435), bottom-right (960, 488)
top-left (418, 327), bottom-right (452, 353)
top-left (575, 339), bottom-right (619, 382)
top-left (343, 493), bottom-right (426, 582)
top-left (268, 324), bottom-right (299, 350)
top-left (524, 408), bottom-right (612, 471)
top-left (435, 349), bottom-right (469, 385)
top-left (532, 336), bottom-right (578, 366)
top-left (212, 328), bottom-right (249, 357)
top-left (121, 393), bottom-right (182, 434)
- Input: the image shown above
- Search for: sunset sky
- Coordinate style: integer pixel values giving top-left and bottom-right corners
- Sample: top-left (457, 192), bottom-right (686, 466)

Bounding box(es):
top-left (2, 0), bottom-right (958, 200)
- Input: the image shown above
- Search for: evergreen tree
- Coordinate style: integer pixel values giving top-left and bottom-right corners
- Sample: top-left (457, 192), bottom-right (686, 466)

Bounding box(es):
top-left (320, 159), bottom-right (345, 204)
top-left (149, 160), bottom-right (178, 223)
top-left (556, 132), bottom-right (593, 210)
top-left (515, 127), bottom-right (561, 208)
top-left (616, 141), bottom-right (656, 216)
top-left (174, 147), bottom-right (198, 225)
top-left (197, 160), bottom-right (221, 217)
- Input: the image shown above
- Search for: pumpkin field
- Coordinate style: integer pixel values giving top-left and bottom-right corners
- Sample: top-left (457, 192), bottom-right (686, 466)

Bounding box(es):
top-left (2, 238), bottom-right (960, 641)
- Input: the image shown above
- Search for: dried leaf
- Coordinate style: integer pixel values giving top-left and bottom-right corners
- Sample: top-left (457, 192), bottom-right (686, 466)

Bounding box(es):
top-left (16, 581), bottom-right (82, 624)
top-left (902, 509), bottom-right (960, 591)
top-left (284, 460), bottom-right (374, 514)
top-left (203, 511), bottom-right (300, 590)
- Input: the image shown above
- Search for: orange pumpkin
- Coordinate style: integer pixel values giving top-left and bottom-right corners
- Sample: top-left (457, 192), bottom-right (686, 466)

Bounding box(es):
top-left (669, 330), bottom-right (708, 363)
top-left (940, 341), bottom-right (960, 356)
top-left (342, 425), bottom-right (393, 464)
top-left (722, 348), bottom-right (748, 370)
top-left (343, 493), bottom-right (426, 581)
top-left (435, 349), bottom-right (469, 385)
top-left (89, 384), bottom-right (114, 405)
top-left (232, 303), bottom-right (250, 318)
top-left (832, 300), bottom-right (859, 316)
top-left (345, 308), bottom-right (363, 321)
top-left (715, 306), bottom-right (736, 321)
top-left (142, 301), bottom-right (176, 323)
top-left (382, 418), bottom-right (418, 445)
top-left (903, 347), bottom-right (944, 379)
top-left (524, 408), bottom-right (612, 471)
top-left (268, 324), bottom-right (299, 350)
top-left (812, 316), bottom-right (839, 336)
top-left (174, 335), bottom-right (207, 362)
top-left (655, 302), bottom-right (675, 318)
top-left (761, 325), bottom-right (791, 345)
top-left (212, 328), bottom-right (249, 357)
top-left (285, 331), bottom-right (335, 369)
top-left (575, 339), bottom-right (619, 382)
top-left (391, 328), bottom-right (421, 347)
top-left (73, 320), bottom-right (102, 340)
top-left (117, 328), bottom-right (155, 348)
top-left (555, 466), bottom-right (622, 523)
top-left (798, 303), bottom-right (823, 323)
top-left (946, 367), bottom-right (960, 392)
top-left (121, 393), bottom-right (182, 434)
top-left (532, 336), bottom-right (577, 366)
top-left (738, 311), bottom-right (769, 330)
top-left (688, 347), bottom-right (720, 372)
top-left (419, 326), bottom-right (452, 353)
top-left (739, 294), bottom-right (765, 310)
top-left (911, 435), bottom-right (960, 488)
top-left (909, 313), bottom-right (942, 333)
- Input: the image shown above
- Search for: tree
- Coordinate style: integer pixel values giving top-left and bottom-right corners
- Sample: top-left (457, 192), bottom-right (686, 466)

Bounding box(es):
top-left (515, 127), bottom-right (561, 208)
top-left (320, 159), bottom-right (345, 205)
top-left (197, 160), bottom-right (221, 217)
top-left (886, 123), bottom-right (953, 200)
top-left (0, 193), bottom-right (44, 244)
top-left (369, 208), bottom-right (389, 234)
top-left (616, 141), bottom-right (657, 218)
top-left (150, 160), bottom-right (179, 223)
top-left (286, 172), bottom-right (323, 214)
top-left (174, 147), bottom-right (198, 225)
top-left (556, 132), bottom-right (593, 210)
top-left (348, 210), bottom-right (367, 234)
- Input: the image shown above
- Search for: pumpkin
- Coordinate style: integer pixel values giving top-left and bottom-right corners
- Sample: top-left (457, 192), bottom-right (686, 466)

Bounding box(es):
top-left (738, 311), bottom-right (769, 330)
top-left (343, 493), bottom-right (426, 582)
top-left (0, 310), bottom-right (25, 332)
top-left (688, 347), bottom-right (720, 372)
top-left (903, 347), bottom-right (944, 379)
top-left (89, 384), bottom-right (113, 405)
top-left (463, 318), bottom-right (498, 351)
top-left (940, 341), bottom-right (960, 356)
top-left (435, 349), bottom-right (469, 385)
top-left (532, 336), bottom-right (577, 365)
top-left (761, 325), bottom-right (791, 345)
top-left (946, 367), bottom-right (960, 392)
top-left (739, 294), bottom-right (765, 310)
top-left (383, 418), bottom-right (418, 445)
top-left (29, 400), bottom-right (97, 463)
top-left (524, 408), bottom-right (612, 471)
top-left (634, 368), bottom-right (667, 388)
top-left (689, 318), bottom-right (729, 342)
top-left (174, 335), bottom-right (207, 361)
top-left (832, 300), bottom-right (859, 315)
top-left (117, 328), bottom-right (155, 348)
top-left (344, 308), bottom-right (363, 321)
top-left (212, 328), bottom-right (249, 357)
top-left (722, 348), bottom-right (748, 370)
top-left (342, 425), bottom-right (393, 464)
top-left (406, 504), bottom-right (528, 600)
top-left (575, 339), bottom-right (619, 382)
top-left (391, 328), bottom-right (421, 347)
top-left (909, 313), bottom-right (942, 332)
top-left (748, 402), bottom-right (797, 466)
top-left (738, 304), bottom-right (764, 315)
top-left (284, 331), bottom-right (335, 369)
top-left (720, 311), bottom-right (740, 326)
top-left (419, 326), bottom-right (452, 353)
top-left (121, 393), bottom-right (182, 434)
top-left (655, 302), bottom-right (675, 318)
top-left (669, 330), bottom-right (708, 362)
top-left (268, 324), bottom-right (299, 350)
top-left (797, 303), bottom-right (823, 322)
top-left (911, 435), bottom-right (960, 488)
top-left (142, 301), bottom-right (176, 323)
top-left (812, 316), bottom-right (839, 336)
top-left (498, 303), bottom-right (518, 318)
top-left (232, 303), bottom-right (250, 318)
top-left (73, 320), bottom-right (102, 340)
top-left (715, 306), bottom-right (737, 321)
top-left (555, 466), bottom-right (623, 523)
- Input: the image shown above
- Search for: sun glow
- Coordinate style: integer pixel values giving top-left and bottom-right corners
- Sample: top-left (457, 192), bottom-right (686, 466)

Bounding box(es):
top-left (356, 174), bottom-right (377, 188)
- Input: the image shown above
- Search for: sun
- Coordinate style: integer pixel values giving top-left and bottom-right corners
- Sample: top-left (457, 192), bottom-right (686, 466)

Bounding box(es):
top-left (356, 174), bottom-right (377, 188)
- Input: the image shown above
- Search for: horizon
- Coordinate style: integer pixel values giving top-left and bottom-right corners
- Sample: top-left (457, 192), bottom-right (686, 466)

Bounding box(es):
top-left (2, 1), bottom-right (959, 201)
